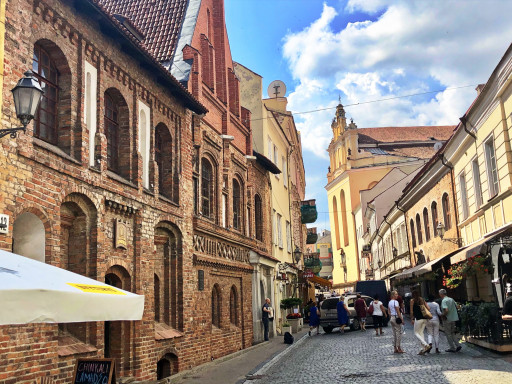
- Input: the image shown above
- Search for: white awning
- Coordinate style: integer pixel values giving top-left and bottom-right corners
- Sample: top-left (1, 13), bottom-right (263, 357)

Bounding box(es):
top-left (0, 250), bottom-right (144, 325)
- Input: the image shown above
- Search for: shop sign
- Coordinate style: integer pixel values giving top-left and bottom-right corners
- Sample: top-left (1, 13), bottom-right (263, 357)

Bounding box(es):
top-left (72, 358), bottom-right (115, 384)
top-left (115, 219), bottom-right (128, 249)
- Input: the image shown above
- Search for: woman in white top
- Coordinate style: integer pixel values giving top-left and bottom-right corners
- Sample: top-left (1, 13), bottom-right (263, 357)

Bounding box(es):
top-left (425, 294), bottom-right (442, 353)
top-left (371, 294), bottom-right (387, 336)
top-left (389, 291), bottom-right (405, 353)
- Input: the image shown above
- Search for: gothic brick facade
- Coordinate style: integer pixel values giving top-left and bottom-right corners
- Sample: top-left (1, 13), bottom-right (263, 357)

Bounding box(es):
top-left (0, 0), bottom-right (274, 383)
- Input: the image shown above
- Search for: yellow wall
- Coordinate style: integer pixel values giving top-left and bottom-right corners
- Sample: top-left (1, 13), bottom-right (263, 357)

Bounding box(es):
top-left (452, 78), bottom-right (512, 246)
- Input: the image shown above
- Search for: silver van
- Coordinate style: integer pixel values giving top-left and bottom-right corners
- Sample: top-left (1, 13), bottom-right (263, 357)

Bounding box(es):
top-left (319, 294), bottom-right (375, 333)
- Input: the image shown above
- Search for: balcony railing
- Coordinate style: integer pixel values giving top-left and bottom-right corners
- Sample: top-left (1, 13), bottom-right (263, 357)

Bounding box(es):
top-left (460, 303), bottom-right (512, 346)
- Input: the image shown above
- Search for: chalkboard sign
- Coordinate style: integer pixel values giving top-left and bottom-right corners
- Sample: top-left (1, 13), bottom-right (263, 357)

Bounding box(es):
top-left (72, 358), bottom-right (115, 384)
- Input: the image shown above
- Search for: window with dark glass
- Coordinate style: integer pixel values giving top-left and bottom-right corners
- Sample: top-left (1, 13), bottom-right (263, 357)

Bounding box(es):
top-left (431, 201), bottom-right (438, 237)
top-left (211, 285), bottom-right (220, 328)
top-left (442, 193), bottom-right (451, 230)
top-left (105, 93), bottom-right (119, 172)
top-left (255, 194), bottom-right (263, 241)
top-left (233, 179), bottom-right (242, 230)
top-left (423, 208), bottom-right (430, 242)
top-left (201, 158), bottom-right (214, 218)
top-left (410, 219), bottom-right (416, 248)
top-left (155, 124), bottom-right (173, 199)
top-left (416, 214), bottom-right (423, 245)
top-left (33, 43), bottom-right (59, 144)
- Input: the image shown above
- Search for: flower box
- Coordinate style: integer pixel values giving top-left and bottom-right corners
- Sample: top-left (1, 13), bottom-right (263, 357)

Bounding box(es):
top-left (282, 325), bottom-right (292, 335)
top-left (288, 318), bottom-right (303, 333)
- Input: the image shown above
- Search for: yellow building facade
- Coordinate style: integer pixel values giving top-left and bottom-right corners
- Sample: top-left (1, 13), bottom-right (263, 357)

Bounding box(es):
top-left (326, 103), bottom-right (454, 289)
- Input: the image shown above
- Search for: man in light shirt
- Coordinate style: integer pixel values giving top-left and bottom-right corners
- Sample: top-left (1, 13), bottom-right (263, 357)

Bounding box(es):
top-left (439, 289), bottom-right (461, 352)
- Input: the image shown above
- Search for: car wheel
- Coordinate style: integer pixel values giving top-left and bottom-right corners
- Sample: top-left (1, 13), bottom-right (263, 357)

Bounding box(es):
top-left (323, 326), bottom-right (333, 334)
top-left (350, 318), bottom-right (360, 331)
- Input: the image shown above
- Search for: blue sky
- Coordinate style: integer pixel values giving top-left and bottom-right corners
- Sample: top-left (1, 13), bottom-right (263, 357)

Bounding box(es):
top-left (226, 0), bottom-right (512, 231)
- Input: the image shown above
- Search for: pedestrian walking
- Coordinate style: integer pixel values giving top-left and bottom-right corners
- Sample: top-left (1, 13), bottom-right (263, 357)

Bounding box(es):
top-left (262, 298), bottom-right (272, 341)
top-left (425, 294), bottom-right (442, 354)
top-left (308, 301), bottom-right (320, 336)
top-left (370, 294), bottom-right (387, 336)
top-left (396, 291), bottom-right (406, 334)
top-left (410, 290), bottom-right (432, 355)
top-left (337, 296), bottom-right (349, 334)
top-left (354, 293), bottom-right (368, 331)
top-left (389, 290), bottom-right (404, 354)
top-left (439, 289), bottom-right (461, 353)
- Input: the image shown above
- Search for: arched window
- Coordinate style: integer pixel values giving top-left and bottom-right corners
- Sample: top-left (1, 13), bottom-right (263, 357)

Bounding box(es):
top-left (340, 190), bottom-right (349, 246)
top-left (105, 93), bottom-right (119, 172)
top-left (423, 208), bottom-right (430, 242)
top-left (212, 284), bottom-right (221, 328)
top-left (201, 158), bottom-right (214, 218)
top-left (332, 196), bottom-right (341, 249)
top-left (230, 286), bottom-right (238, 326)
top-left (233, 178), bottom-right (242, 230)
top-left (155, 124), bottom-right (173, 200)
top-left (416, 214), bottom-right (423, 245)
top-left (431, 201), bottom-right (438, 237)
top-left (442, 193), bottom-right (451, 230)
top-left (255, 194), bottom-right (263, 241)
top-left (33, 43), bottom-right (59, 144)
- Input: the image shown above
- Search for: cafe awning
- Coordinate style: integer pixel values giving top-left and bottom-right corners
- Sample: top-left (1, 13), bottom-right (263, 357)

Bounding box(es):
top-left (0, 250), bottom-right (145, 325)
top-left (450, 223), bottom-right (512, 264)
top-left (308, 275), bottom-right (332, 288)
top-left (392, 262), bottom-right (426, 280)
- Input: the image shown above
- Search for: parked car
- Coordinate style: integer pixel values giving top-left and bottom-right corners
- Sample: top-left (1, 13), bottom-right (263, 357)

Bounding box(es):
top-left (319, 294), bottom-right (375, 333)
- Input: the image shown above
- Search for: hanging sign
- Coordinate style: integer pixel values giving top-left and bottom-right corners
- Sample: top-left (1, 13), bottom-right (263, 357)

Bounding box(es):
top-left (72, 358), bottom-right (116, 384)
top-left (0, 214), bottom-right (9, 234)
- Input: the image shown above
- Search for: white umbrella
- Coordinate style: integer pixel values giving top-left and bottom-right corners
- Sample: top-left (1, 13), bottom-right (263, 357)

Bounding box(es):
top-left (0, 250), bottom-right (144, 325)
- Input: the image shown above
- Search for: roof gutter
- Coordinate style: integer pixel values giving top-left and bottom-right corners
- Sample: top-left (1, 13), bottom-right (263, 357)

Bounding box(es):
top-left (441, 154), bottom-right (462, 243)
top-left (460, 115), bottom-right (477, 140)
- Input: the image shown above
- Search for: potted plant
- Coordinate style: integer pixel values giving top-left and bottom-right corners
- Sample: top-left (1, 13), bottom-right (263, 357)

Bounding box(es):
top-left (286, 313), bottom-right (303, 333)
top-left (282, 322), bottom-right (292, 335)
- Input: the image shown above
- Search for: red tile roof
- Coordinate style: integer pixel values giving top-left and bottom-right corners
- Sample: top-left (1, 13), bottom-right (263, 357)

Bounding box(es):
top-left (358, 126), bottom-right (455, 145)
top-left (98, 0), bottom-right (189, 62)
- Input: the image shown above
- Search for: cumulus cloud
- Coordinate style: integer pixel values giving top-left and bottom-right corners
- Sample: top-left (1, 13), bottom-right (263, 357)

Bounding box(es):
top-left (283, 1), bottom-right (512, 157)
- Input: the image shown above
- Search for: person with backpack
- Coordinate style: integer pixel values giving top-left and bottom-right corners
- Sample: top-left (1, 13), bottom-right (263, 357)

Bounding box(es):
top-left (369, 294), bottom-right (387, 336)
top-left (410, 290), bottom-right (432, 355)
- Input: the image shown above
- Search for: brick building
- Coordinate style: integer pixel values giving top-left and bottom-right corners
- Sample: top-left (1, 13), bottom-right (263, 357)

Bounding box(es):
top-left (0, 0), bottom-right (274, 382)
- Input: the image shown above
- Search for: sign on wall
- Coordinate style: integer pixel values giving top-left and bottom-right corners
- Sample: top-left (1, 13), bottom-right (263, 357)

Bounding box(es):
top-left (72, 358), bottom-right (115, 384)
top-left (0, 214), bottom-right (9, 234)
top-left (115, 219), bottom-right (128, 249)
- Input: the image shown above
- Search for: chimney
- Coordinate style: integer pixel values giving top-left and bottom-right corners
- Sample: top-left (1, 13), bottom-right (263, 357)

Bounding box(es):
top-left (476, 83), bottom-right (486, 95)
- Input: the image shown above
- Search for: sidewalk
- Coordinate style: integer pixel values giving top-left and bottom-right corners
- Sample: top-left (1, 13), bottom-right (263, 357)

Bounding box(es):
top-left (169, 328), bottom-right (309, 384)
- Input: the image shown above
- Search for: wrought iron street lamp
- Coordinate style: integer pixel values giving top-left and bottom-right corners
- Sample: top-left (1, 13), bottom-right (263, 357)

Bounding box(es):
top-left (437, 222), bottom-right (462, 246)
top-left (392, 247), bottom-right (398, 258)
top-left (377, 258), bottom-right (382, 268)
top-left (0, 71), bottom-right (43, 139)
top-left (293, 246), bottom-right (302, 264)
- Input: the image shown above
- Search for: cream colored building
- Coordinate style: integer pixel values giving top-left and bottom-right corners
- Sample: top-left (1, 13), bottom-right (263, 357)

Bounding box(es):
top-left (326, 102), bottom-right (453, 289)
top-left (235, 63), bottom-right (309, 329)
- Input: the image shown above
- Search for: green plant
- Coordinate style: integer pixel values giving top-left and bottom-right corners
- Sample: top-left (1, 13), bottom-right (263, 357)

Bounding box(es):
top-left (282, 322), bottom-right (291, 327)
top-left (444, 255), bottom-right (490, 289)
top-left (280, 297), bottom-right (303, 309)
top-left (459, 303), bottom-right (478, 335)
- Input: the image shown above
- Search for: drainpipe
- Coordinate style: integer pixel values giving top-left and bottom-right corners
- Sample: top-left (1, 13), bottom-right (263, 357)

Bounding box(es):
top-left (460, 115), bottom-right (477, 141)
top-left (441, 155), bottom-right (462, 243)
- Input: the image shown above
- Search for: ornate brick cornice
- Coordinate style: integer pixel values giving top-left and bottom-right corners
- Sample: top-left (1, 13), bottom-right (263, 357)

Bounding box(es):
top-left (193, 254), bottom-right (253, 273)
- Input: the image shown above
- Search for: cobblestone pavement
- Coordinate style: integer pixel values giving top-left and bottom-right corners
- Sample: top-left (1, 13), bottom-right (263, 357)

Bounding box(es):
top-left (248, 322), bottom-right (512, 384)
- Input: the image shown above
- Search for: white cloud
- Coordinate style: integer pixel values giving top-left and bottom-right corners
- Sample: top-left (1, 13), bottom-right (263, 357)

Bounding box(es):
top-left (283, 1), bottom-right (512, 157)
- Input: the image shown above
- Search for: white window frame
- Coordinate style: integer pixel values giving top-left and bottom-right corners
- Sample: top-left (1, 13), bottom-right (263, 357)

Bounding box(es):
top-left (282, 156), bottom-right (287, 187)
top-left (274, 145), bottom-right (279, 178)
top-left (484, 136), bottom-right (499, 198)
top-left (286, 221), bottom-right (292, 253)
top-left (459, 172), bottom-right (469, 220)
top-left (272, 209), bottom-right (277, 245)
top-left (472, 158), bottom-right (483, 210)
top-left (277, 213), bottom-right (283, 248)
top-left (268, 136), bottom-right (272, 161)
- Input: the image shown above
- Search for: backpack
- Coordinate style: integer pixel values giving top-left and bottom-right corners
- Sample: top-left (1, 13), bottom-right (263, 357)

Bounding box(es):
top-left (284, 332), bottom-right (294, 344)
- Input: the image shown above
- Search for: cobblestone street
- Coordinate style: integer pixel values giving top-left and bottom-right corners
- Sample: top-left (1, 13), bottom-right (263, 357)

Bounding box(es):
top-left (248, 322), bottom-right (512, 384)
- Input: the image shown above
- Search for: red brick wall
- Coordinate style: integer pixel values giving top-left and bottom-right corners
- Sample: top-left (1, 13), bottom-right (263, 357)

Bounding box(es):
top-left (0, 0), bottom-right (264, 382)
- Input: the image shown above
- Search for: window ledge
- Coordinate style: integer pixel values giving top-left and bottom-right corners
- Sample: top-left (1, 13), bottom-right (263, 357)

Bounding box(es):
top-left (159, 194), bottom-right (179, 207)
top-left (143, 188), bottom-right (155, 196)
top-left (154, 322), bottom-right (184, 341)
top-left (106, 171), bottom-right (137, 189)
top-left (33, 137), bottom-right (81, 165)
top-left (487, 193), bottom-right (499, 203)
top-left (89, 166), bottom-right (101, 174)
top-left (57, 333), bottom-right (96, 357)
